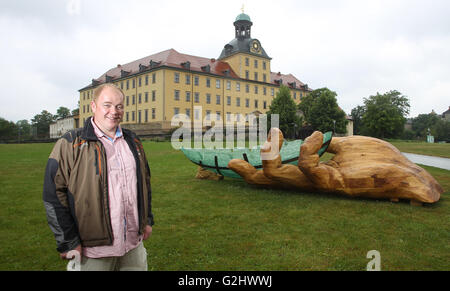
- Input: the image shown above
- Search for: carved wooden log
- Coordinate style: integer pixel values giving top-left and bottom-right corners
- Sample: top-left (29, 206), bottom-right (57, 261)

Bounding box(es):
top-left (228, 128), bottom-right (443, 204)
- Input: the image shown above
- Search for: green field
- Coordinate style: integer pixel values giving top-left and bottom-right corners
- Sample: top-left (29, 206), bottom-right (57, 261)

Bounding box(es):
top-left (0, 141), bottom-right (448, 271)
top-left (389, 140), bottom-right (450, 158)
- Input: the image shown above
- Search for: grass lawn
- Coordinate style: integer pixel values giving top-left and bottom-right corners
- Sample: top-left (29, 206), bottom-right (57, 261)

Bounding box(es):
top-left (0, 140), bottom-right (448, 271)
top-left (388, 140), bottom-right (450, 158)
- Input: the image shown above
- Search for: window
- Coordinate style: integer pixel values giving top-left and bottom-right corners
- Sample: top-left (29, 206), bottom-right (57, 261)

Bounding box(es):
top-left (132, 111), bottom-right (135, 121)
top-left (263, 74), bottom-right (267, 83)
top-left (145, 109), bottom-right (148, 122)
top-left (194, 92), bottom-right (199, 103)
top-left (216, 95), bottom-right (221, 105)
top-left (145, 92), bottom-right (149, 103)
top-left (152, 73), bottom-right (156, 83)
top-left (263, 87), bottom-right (267, 95)
top-left (263, 101), bottom-right (267, 109)
top-left (138, 93), bottom-right (142, 104)
top-left (120, 82), bottom-right (123, 90)
top-left (236, 97), bottom-right (241, 107)
top-left (145, 75), bottom-right (149, 86)
top-left (227, 96), bottom-right (231, 106)
top-left (254, 86), bottom-right (258, 94)
top-left (194, 76), bottom-right (199, 86)
top-left (186, 74), bottom-right (190, 85)
top-left (245, 98), bottom-right (249, 108)
top-left (186, 91), bottom-right (191, 102)
top-left (152, 90), bottom-right (156, 101)
top-left (254, 72), bottom-right (258, 81)
top-left (246, 84), bottom-right (249, 93)
top-left (206, 94), bottom-right (211, 104)
top-left (152, 108), bottom-right (156, 119)
top-left (206, 110), bottom-right (211, 120)
top-left (294, 92), bottom-right (297, 99)
top-left (126, 96), bottom-right (129, 106)
top-left (174, 107), bottom-right (179, 116)
top-left (245, 71), bottom-right (249, 79)
top-left (227, 112), bottom-right (231, 122)
top-left (226, 80), bottom-right (231, 90)
top-left (254, 59), bottom-right (258, 68)
top-left (206, 78), bottom-right (211, 88)
top-left (132, 95), bottom-right (135, 105)
top-left (126, 80), bottom-right (129, 90)
top-left (132, 79), bottom-right (135, 88)
top-left (216, 79), bottom-right (221, 89)
top-left (271, 88), bottom-right (275, 96)
top-left (185, 109), bottom-right (190, 118)
top-left (254, 100), bottom-right (258, 108)
top-left (138, 110), bottom-right (141, 123)
top-left (245, 58), bottom-right (249, 66)
top-left (174, 72), bottom-right (180, 83)
top-left (236, 82), bottom-right (240, 91)
top-left (126, 112), bottom-right (129, 122)
top-left (195, 109), bottom-right (200, 120)
top-left (263, 62), bottom-right (266, 70)
top-left (138, 77), bottom-right (142, 87)
top-left (216, 111), bottom-right (221, 121)
top-left (174, 90), bottom-right (180, 101)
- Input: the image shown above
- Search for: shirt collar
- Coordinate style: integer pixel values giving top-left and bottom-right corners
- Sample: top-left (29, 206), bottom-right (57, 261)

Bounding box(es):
top-left (91, 117), bottom-right (123, 142)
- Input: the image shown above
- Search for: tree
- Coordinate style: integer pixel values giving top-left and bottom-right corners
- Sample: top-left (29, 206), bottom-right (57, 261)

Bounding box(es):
top-left (298, 88), bottom-right (348, 134)
top-left (350, 105), bottom-right (366, 135)
top-left (31, 110), bottom-right (56, 138)
top-left (362, 90), bottom-right (410, 139)
top-left (0, 117), bottom-right (17, 140)
top-left (56, 106), bottom-right (71, 119)
top-left (16, 119), bottom-right (32, 140)
top-left (266, 85), bottom-right (301, 136)
top-left (411, 113), bottom-right (440, 139)
top-left (434, 119), bottom-right (450, 142)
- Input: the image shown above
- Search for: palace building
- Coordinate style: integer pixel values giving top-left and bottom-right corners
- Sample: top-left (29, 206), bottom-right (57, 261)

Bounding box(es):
top-left (78, 12), bottom-right (312, 130)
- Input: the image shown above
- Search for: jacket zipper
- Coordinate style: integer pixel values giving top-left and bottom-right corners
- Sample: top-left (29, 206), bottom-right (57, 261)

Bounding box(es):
top-left (96, 142), bottom-right (114, 244)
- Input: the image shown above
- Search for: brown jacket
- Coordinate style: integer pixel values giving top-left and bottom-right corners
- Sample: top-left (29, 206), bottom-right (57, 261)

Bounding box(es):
top-left (43, 117), bottom-right (154, 253)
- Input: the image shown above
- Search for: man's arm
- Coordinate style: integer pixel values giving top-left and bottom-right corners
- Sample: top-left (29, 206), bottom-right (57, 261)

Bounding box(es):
top-left (42, 138), bottom-right (81, 255)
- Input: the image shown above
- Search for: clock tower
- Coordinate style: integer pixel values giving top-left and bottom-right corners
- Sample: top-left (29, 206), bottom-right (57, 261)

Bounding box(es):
top-left (218, 12), bottom-right (271, 81)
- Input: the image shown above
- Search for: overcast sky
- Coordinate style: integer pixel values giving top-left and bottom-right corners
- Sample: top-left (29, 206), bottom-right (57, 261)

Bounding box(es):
top-left (1, 0), bottom-right (449, 122)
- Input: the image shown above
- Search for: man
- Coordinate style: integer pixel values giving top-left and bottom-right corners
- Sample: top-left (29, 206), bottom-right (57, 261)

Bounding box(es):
top-left (43, 83), bottom-right (154, 271)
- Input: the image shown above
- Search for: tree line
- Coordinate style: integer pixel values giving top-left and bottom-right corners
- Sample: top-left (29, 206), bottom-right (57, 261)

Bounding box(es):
top-left (267, 85), bottom-right (449, 142)
top-left (0, 106), bottom-right (79, 141)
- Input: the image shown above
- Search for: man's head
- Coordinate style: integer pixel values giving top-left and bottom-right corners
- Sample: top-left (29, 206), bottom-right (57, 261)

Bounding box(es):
top-left (90, 83), bottom-right (125, 136)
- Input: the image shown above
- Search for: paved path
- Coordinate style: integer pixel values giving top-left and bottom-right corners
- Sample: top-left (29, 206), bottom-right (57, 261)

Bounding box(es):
top-left (402, 152), bottom-right (450, 170)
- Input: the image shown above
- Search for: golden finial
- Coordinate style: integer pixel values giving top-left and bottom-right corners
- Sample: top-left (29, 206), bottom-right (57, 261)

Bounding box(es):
top-left (241, 4), bottom-right (245, 13)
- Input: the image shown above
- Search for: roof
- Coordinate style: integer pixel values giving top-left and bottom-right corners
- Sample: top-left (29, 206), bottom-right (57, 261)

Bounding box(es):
top-left (80, 49), bottom-right (240, 90)
top-left (442, 106), bottom-right (450, 115)
top-left (235, 13), bottom-right (251, 22)
top-left (80, 48), bottom-right (310, 92)
top-left (270, 72), bottom-right (312, 91)
top-left (218, 37), bottom-right (271, 60)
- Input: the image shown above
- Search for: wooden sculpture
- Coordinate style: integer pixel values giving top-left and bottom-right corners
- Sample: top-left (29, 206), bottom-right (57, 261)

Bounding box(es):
top-left (228, 128), bottom-right (443, 205)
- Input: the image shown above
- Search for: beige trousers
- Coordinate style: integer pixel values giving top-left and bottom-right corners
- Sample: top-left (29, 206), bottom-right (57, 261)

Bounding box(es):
top-left (78, 243), bottom-right (148, 271)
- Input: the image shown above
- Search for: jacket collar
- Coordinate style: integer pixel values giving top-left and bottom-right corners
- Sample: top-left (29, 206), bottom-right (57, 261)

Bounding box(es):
top-left (82, 116), bottom-right (131, 141)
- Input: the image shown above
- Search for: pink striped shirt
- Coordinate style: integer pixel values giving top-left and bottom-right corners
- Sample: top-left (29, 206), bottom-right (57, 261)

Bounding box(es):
top-left (83, 118), bottom-right (143, 258)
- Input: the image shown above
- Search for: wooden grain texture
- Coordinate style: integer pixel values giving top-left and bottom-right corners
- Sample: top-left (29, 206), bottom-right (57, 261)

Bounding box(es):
top-left (228, 128), bottom-right (443, 204)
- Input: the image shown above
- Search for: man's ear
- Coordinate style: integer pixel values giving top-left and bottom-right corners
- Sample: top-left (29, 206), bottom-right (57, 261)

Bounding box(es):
top-left (90, 100), bottom-right (96, 113)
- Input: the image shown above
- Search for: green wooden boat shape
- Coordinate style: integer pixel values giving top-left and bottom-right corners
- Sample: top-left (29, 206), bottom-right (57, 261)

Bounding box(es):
top-left (181, 131), bottom-right (333, 179)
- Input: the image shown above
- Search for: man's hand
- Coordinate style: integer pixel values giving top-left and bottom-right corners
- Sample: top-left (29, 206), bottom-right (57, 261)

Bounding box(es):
top-left (60, 244), bottom-right (82, 260)
top-left (143, 225), bottom-right (152, 240)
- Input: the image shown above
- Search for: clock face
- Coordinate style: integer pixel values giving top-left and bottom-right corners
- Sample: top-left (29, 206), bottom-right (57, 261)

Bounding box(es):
top-left (251, 41), bottom-right (260, 53)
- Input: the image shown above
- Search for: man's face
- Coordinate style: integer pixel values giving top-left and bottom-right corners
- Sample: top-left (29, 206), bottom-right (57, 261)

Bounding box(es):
top-left (91, 87), bottom-right (124, 134)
